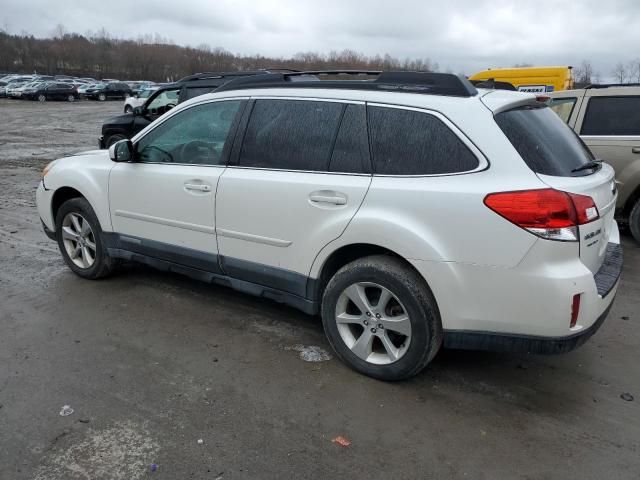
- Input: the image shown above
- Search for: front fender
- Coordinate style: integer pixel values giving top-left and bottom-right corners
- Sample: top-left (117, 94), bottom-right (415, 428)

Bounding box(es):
top-left (42, 152), bottom-right (115, 233)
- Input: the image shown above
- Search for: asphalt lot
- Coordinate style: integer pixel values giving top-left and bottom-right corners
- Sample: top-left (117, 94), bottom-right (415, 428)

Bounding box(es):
top-left (0, 98), bottom-right (639, 479)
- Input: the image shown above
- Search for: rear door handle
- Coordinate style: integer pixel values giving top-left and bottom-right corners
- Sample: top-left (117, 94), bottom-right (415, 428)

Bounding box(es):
top-left (632, 147), bottom-right (640, 154)
top-left (309, 191), bottom-right (347, 205)
top-left (184, 183), bottom-right (212, 192)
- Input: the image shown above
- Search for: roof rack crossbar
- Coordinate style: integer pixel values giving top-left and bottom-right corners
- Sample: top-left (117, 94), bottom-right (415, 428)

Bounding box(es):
top-left (214, 71), bottom-right (478, 97)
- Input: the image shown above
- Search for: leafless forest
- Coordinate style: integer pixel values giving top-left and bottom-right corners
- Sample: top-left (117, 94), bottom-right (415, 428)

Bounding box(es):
top-left (0, 29), bottom-right (439, 81)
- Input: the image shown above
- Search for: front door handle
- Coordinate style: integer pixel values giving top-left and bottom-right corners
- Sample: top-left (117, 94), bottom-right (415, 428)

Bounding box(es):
top-left (309, 191), bottom-right (347, 205)
top-left (184, 183), bottom-right (212, 192)
top-left (632, 147), bottom-right (640, 154)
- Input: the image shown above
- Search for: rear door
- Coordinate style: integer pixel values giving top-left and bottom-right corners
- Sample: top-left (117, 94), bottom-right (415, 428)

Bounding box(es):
top-left (215, 98), bottom-right (372, 296)
top-left (575, 91), bottom-right (640, 210)
top-left (495, 105), bottom-right (618, 274)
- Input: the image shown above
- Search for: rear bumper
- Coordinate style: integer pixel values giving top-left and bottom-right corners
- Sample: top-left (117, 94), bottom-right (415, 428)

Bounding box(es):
top-left (443, 298), bottom-right (614, 354)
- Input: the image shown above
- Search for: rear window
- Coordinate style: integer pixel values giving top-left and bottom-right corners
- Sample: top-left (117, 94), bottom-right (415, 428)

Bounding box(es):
top-left (495, 106), bottom-right (594, 177)
top-left (581, 96), bottom-right (640, 136)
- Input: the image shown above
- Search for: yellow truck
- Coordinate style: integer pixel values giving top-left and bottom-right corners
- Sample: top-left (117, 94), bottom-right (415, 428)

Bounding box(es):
top-left (469, 66), bottom-right (573, 93)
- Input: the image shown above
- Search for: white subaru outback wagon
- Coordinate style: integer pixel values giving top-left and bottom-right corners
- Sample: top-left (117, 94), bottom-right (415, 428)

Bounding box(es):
top-left (36, 71), bottom-right (623, 381)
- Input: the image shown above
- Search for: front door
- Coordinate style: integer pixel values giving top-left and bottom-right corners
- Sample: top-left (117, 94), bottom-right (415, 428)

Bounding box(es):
top-left (109, 98), bottom-right (246, 270)
top-left (215, 99), bottom-right (372, 296)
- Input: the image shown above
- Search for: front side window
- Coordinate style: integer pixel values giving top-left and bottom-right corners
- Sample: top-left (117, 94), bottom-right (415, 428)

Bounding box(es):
top-left (135, 100), bottom-right (243, 165)
top-left (581, 96), bottom-right (640, 136)
top-left (239, 99), bottom-right (343, 171)
top-left (548, 97), bottom-right (577, 123)
top-left (368, 106), bottom-right (479, 175)
top-left (146, 89), bottom-right (180, 115)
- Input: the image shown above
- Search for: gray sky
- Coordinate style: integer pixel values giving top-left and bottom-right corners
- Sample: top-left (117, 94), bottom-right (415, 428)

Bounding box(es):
top-left (3, 0), bottom-right (638, 77)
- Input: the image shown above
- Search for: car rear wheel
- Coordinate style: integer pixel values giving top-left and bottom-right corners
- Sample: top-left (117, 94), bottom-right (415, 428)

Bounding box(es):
top-left (124, 105), bottom-right (133, 114)
top-left (55, 198), bottom-right (115, 279)
top-left (630, 198), bottom-right (640, 244)
top-left (38, 94), bottom-right (46, 102)
top-left (67, 94), bottom-right (75, 102)
top-left (98, 93), bottom-right (106, 101)
top-left (321, 255), bottom-right (442, 381)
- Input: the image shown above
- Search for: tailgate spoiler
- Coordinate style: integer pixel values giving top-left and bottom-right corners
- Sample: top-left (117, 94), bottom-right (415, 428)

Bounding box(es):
top-left (479, 89), bottom-right (540, 114)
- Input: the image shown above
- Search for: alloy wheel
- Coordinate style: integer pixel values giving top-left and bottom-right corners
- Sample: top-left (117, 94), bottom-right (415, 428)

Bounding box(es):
top-left (38, 94), bottom-right (46, 102)
top-left (335, 282), bottom-right (412, 365)
top-left (61, 212), bottom-right (97, 269)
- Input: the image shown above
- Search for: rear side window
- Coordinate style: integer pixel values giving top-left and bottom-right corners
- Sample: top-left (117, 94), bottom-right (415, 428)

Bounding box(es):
top-left (239, 99), bottom-right (343, 171)
top-left (367, 106), bottom-right (479, 175)
top-left (581, 96), bottom-right (640, 136)
top-left (495, 106), bottom-right (594, 177)
top-left (183, 87), bottom-right (216, 101)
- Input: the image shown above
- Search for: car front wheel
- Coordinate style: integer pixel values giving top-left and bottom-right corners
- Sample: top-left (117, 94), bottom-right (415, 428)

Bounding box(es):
top-left (67, 94), bottom-right (75, 102)
top-left (38, 94), bottom-right (46, 102)
top-left (321, 255), bottom-right (442, 381)
top-left (55, 198), bottom-right (115, 279)
top-left (98, 93), bottom-right (106, 101)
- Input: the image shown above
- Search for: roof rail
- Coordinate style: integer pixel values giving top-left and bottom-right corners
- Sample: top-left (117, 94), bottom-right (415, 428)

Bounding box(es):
top-left (585, 83), bottom-right (640, 89)
top-left (215, 71), bottom-right (478, 97)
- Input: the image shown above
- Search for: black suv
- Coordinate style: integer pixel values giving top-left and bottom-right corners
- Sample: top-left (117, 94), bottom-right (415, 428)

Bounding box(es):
top-left (98, 71), bottom-right (289, 148)
top-left (85, 82), bottom-right (133, 101)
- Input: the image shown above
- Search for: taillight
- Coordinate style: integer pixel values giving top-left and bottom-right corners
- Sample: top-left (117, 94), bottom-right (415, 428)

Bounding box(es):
top-left (484, 188), bottom-right (599, 241)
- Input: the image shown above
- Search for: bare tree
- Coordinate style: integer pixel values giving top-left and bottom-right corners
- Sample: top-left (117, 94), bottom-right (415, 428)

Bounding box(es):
top-left (573, 60), bottom-right (594, 84)
top-left (612, 62), bottom-right (628, 83)
top-left (627, 59), bottom-right (640, 83)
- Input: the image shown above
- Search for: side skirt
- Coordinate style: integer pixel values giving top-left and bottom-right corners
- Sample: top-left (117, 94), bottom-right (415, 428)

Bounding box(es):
top-left (103, 234), bottom-right (318, 315)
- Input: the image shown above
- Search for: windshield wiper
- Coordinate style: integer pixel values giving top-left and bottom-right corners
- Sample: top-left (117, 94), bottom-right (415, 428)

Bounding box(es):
top-left (572, 159), bottom-right (603, 173)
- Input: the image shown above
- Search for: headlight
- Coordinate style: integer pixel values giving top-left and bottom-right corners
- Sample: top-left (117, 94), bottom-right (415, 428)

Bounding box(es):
top-left (42, 160), bottom-right (58, 178)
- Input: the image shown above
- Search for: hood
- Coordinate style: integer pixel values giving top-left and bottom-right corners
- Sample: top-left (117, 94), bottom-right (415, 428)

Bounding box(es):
top-left (72, 149), bottom-right (105, 157)
top-left (102, 113), bottom-right (134, 131)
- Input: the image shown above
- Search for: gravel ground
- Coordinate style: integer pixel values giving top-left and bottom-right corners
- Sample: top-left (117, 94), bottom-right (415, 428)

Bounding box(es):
top-left (0, 98), bottom-right (639, 479)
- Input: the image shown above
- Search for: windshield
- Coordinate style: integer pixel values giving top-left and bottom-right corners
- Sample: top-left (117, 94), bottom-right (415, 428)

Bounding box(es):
top-left (495, 105), bottom-right (595, 177)
top-left (138, 89), bottom-right (155, 99)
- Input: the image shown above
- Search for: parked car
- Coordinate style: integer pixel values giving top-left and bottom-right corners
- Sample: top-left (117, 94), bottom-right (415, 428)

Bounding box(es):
top-left (123, 86), bottom-right (160, 113)
top-left (78, 83), bottom-right (102, 96)
top-left (85, 82), bottom-right (132, 101)
top-left (23, 82), bottom-right (80, 102)
top-left (98, 71), bottom-right (279, 148)
top-left (549, 84), bottom-right (640, 243)
top-left (4, 80), bottom-right (31, 98)
top-left (12, 81), bottom-right (45, 98)
top-left (37, 71), bottom-right (622, 381)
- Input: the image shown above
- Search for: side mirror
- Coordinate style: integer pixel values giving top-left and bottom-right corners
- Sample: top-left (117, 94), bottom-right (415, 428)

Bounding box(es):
top-left (109, 139), bottom-right (133, 162)
top-left (133, 106), bottom-right (143, 115)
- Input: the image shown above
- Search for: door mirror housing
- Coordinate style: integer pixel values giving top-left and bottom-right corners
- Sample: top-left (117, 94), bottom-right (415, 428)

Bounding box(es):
top-left (109, 139), bottom-right (134, 162)
top-left (133, 106), bottom-right (143, 115)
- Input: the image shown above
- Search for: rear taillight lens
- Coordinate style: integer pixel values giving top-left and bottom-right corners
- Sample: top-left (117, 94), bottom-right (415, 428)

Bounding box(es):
top-left (484, 188), bottom-right (599, 241)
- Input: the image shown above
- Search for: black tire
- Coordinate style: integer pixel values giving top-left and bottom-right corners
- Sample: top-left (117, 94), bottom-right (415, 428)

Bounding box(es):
top-left (630, 198), bottom-right (640, 244)
top-left (55, 197), bottom-right (114, 279)
top-left (124, 105), bottom-right (133, 114)
top-left (106, 134), bottom-right (126, 148)
top-left (321, 255), bottom-right (443, 381)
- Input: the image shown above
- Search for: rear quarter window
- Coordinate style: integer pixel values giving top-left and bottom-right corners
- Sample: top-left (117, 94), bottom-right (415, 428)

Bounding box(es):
top-left (367, 106), bottom-right (479, 175)
top-left (495, 106), bottom-right (594, 177)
